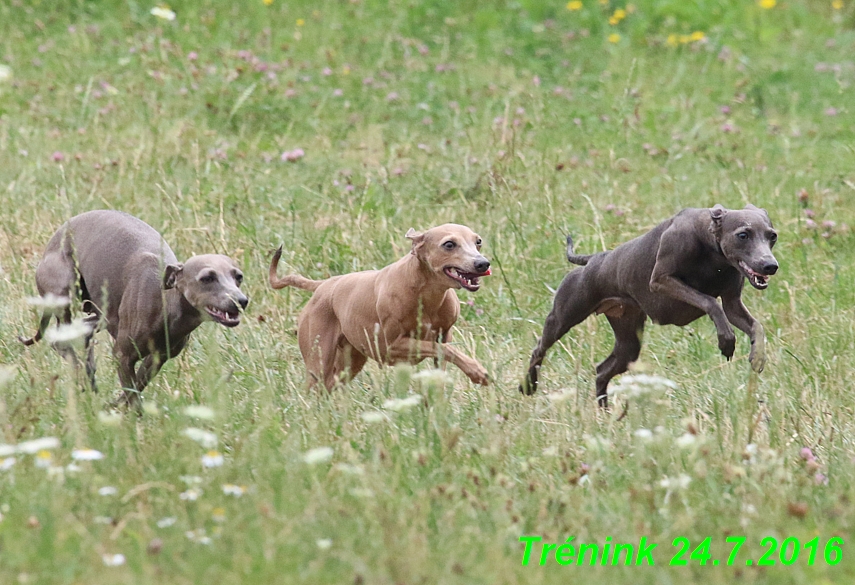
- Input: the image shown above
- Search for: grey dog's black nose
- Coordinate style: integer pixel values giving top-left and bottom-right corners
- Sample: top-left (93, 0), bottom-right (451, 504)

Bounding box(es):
top-left (238, 296), bottom-right (249, 309)
top-left (762, 262), bottom-right (778, 276)
top-left (474, 258), bottom-right (491, 274)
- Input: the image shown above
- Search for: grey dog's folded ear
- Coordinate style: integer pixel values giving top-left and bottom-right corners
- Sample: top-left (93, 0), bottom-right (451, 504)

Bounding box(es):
top-left (405, 228), bottom-right (425, 255)
top-left (744, 203), bottom-right (770, 219)
top-left (163, 263), bottom-right (184, 289)
top-left (709, 204), bottom-right (727, 222)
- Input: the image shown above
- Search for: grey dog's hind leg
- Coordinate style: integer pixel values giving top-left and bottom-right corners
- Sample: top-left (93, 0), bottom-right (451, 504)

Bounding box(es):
top-left (520, 270), bottom-right (598, 395)
top-left (595, 309), bottom-right (646, 408)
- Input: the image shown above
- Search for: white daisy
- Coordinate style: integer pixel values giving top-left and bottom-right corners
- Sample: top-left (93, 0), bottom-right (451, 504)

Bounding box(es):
top-left (98, 486), bottom-right (118, 496)
top-left (183, 428), bottom-right (218, 449)
top-left (382, 395), bottom-right (422, 412)
top-left (201, 451), bottom-right (224, 468)
top-left (221, 484), bottom-right (247, 497)
top-left (659, 474), bottom-right (692, 490)
top-left (97, 411), bottom-right (123, 426)
top-left (150, 6), bottom-right (176, 20)
top-left (34, 450), bottom-right (53, 469)
top-left (675, 433), bottom-right (697, 448)
top-left (71, 448), bottom-right (104, 461)
top-left (360, 411), bottom-right (389, 423)
top-left (44, 318), bottom-right (93, 345)
top-left (302, 447), bottom-right (333, 465)
top-left (26, 293), bottom-right (70, 311)
top-left (102, 553), bottom-right (126, 567)
top-left (17, 437), bottom-right (60, 454)
top-left (634, 428), bottom-right (654, 441)
top-left (183, 405), bottom-right (215, 420)
top-left (333, 463), bottom-right (364, 475)
top-left (179, 488), bottom-right (201, 501)
top-left (412, 369), bottom-right (450, 384)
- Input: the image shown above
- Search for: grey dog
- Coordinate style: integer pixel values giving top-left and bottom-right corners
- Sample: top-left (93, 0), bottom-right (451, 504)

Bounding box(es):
top-left (21, 210), bottom-right (248, 407)
top-left (520, 204), bottom-right (778, 406)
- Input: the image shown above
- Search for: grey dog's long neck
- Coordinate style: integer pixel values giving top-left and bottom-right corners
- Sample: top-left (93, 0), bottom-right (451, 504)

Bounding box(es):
top-left (163, 289), bottom-right (203, 341)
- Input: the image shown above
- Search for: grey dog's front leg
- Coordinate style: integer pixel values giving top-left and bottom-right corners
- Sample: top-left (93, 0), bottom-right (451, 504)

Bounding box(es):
top-left (649, 274), bottom-right (736, 359)
top-left (721, 294), bottom-right (766, 372)
top-left (650, 229), bottom-right (736, 359)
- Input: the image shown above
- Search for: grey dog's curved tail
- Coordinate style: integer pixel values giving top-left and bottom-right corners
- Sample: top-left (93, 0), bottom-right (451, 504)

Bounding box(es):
top-left (565, 235), bottom-right (593, 266)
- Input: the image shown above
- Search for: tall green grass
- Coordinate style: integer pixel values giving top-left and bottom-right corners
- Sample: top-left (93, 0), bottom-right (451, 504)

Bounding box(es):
top-left (1, 0), bottom-right (854, 582)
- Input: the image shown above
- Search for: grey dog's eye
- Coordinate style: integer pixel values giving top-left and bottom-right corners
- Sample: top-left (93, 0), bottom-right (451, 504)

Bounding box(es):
top-left (737, 232), bottom-right (749, 240)
top-left (443, 241), bottom-right (456, 250)
top-left (769, 233), bottom-right (778, 243)
top-left (200, 273), bottom-right (217, 283)
top-left (235, 273), bottom-right (244, 286)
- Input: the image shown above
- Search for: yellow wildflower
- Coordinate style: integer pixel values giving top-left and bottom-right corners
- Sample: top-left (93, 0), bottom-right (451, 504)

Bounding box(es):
top-left (263, 0), bottom-right (273, 5)
top-left (296, 18), bottom-right (305, 26)
top-left (759, 0), bottom-right (776, 8)
top-left (613, 8), bottom-right (626, 19)
top-left (609, 16), bottom-right (619, 24)
top-left (608, 33), bottom-right (621, 43)
top-left (566, 0), bottom-right (583, 10)
top-left (832, 0), bottom-right (843, 8)
top-left (690, 31), bottom-right (705, 41)
top-left (667, 34), bottom-right (678, 47)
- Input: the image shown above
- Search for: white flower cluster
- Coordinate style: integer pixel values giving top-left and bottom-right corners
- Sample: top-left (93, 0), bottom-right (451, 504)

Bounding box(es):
top-left (608, 374), bottom-right (677, 399)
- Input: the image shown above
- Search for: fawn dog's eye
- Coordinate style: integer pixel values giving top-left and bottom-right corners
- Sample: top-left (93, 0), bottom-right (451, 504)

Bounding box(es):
top-left (442, 241), bottom-right (456, 250)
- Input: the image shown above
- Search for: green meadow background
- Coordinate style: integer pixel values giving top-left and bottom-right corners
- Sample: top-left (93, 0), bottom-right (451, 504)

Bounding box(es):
top-left (1, 0), bottom-right (855, 582)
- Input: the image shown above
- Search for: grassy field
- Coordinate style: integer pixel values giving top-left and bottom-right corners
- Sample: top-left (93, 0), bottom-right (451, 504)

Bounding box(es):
top-left (2, 0), bottom-right (855, 582)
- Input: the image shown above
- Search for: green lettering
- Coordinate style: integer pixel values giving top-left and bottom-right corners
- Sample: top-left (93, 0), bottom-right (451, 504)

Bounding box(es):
top-left (540, 543), bottom-right (557, 565)
top-left (519, 535), bottom-right (541, 566)
top-left (577, 543), bottom-right (599, 565)
top-left (601, 536), bottom-right (613, 565)
top-left (554, 538), bottom-right (576, 565)
top-left (635, 536), bottom-right (657, 565)
top-left (612, 543), bottom-right (634, 565)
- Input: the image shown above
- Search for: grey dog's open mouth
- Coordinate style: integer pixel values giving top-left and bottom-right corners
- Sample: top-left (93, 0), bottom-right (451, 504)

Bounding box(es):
top-left (739, 261), bottom-right (771, 290)
top-left (444, 266), bottom-right (491, 292)
top-left (206, 306), bottom-right (241, 327)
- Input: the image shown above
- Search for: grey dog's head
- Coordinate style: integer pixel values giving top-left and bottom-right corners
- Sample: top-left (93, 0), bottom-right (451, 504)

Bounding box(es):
top-left (710, 204), bottom-right (778, 290)
top-left (163, 254), bottom-right (248, 327)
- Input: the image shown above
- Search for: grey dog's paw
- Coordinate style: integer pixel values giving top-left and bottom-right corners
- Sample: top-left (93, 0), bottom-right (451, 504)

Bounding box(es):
top-left (718, 332), bottom-right (736, 360)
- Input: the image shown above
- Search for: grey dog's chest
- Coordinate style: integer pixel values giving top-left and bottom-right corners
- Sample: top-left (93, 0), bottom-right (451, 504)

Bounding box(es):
top-left (677, 262), bottom-right (739, 297)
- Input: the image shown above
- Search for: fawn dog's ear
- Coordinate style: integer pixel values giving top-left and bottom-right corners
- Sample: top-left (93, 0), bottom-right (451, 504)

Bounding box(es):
top-left (405, 228), bottom-right (425, 256)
